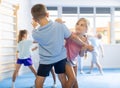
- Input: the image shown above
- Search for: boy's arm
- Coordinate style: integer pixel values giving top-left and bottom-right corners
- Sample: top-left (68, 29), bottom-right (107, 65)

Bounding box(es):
top-left (99, 44), bottom-right (104, 58)
top-left (55, 18), bottom-right (65, 23)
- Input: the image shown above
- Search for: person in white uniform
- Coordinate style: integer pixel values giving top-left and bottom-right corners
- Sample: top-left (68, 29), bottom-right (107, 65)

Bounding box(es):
top-left (88, 33), bottom-right (104, 74)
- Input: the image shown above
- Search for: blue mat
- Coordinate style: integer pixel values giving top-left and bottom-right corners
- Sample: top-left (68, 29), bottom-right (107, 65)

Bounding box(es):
top-left (0, 69), bottom-right (120, 88)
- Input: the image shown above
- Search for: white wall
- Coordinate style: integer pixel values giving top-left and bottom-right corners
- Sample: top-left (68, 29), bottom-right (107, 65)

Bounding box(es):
top-left (31, 0), bottom-right (120, 6)
top-left (18, 0), bottom-right (32, 32)
top-left (102, 45), bottom-right (120, 68)
top-left (83, 44), bottom-right (120, 68)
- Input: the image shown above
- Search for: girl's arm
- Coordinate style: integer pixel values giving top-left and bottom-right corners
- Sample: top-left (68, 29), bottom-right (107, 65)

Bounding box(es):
top-left (33, 41), bottom-right (38, 43)
top-left (32, 46), bottom-right (38, 51)
top-left (16, 51), bottom-right (19, 60)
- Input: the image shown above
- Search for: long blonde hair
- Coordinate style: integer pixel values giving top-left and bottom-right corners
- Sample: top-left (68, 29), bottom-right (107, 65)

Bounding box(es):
top-left (76, 18), bottom-right (90, 26)
top-left (18, 30), bottom-right (27, 43)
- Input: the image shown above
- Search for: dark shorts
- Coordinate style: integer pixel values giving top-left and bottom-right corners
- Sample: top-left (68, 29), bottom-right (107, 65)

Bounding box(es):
top-left (17, 57), bottom-right (33, 66)
top-left (37, 58), bottom-right (67, 77)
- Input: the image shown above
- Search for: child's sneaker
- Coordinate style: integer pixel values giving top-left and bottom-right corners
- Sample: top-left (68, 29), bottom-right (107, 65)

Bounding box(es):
top-left (11, 83), bottom-right (15, 88)
top-left (80, 71), bottom-right (84, 74)
top-left (52, 83), bottom-right (57, 88)
top-left (100, 71), bottom-right (104, 75)
top-left (86, 72), bottom-right (91, 74)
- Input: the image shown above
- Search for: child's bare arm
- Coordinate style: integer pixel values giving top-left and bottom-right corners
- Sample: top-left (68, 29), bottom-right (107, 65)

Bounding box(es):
top-left (55, 18), bottom-right (65, 23)
top-left (32, 46), bottom-right (38, 51)
top-left (86, 45), bottom-right (94, 52)
top-left (69, 33), bottom-right (87, 46)
top-left (33, 41), bottom-right (38, 43)
top-left (16, 51), bottom-right (19, 60)
top-left (99, 44), bottom-right (104, 58)
top-left (31, 19), bottom-right (38, 29)
top-left (69, 33), bottom-right (94, 51)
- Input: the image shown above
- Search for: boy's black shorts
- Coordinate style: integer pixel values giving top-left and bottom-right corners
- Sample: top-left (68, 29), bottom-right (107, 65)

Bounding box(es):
top-left (37, 58), bottom-right (67, 77)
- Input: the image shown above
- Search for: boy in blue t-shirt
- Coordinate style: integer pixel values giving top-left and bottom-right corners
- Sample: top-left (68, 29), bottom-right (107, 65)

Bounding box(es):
top-left (31, 4), bottom-right (93, 88)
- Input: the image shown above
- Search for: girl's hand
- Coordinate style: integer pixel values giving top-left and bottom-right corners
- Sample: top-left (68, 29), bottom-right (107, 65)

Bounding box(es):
top-left (86, 45), bottom-right (94, 52)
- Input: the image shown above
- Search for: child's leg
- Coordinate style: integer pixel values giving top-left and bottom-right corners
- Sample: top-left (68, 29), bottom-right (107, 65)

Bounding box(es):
top-left (78, 56), bottom-right (84, 73)
top-left (36, 63), bottom-right (52, 88)
top-left (51, 67), bottom-right (56, 84)
top-left (96, 62), bottom-right (103, 74)
top-left (54, 59), bottom-right (75, 88)
top-left (65, 63), bottom-right (76, 88)
top-left (58, 73), bottom-right (66, 88)
top-left (73, 65), bottom-right (78, 88)
top-left (12, 64), bottom-right (21, 82)
top-left (35, 76), bottom-right (46, 88)
top-left (73, 65), bottom-right (78, 76)
top-left (89, 53), bottom-right (96, 73)
top-left (29, 65), bottom-right (37, 77)
top-left (88, 62), bottom-right (94, 73)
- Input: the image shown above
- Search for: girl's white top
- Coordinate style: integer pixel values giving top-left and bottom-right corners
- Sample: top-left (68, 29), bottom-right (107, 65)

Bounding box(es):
top-left (17, 40), bottom-right (33, 59)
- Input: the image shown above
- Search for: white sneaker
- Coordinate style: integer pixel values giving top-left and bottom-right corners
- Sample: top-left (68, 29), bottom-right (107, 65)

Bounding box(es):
top-left (86, 72), bottom-right (91, 74)
top-left (80, 71), bottom-right (84, 74)
top-left (52, 83), bottom-right (57, 88)
top-left (11, 83), bottom-right (15, 88)
top-left (100, 71), bottom-right (104, 75)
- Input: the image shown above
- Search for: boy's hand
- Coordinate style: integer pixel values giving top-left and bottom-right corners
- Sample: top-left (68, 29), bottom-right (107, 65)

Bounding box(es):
top-left (55, 18), bottom-right (65, 23)
top-left (31, 19), bottom-right (38, 29)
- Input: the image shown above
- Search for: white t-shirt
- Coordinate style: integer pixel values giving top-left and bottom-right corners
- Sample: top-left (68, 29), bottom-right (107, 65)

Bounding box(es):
top-left (88, 37), bottom-right (101, 54)
top-left (17, 40), bottom-right (33, 59)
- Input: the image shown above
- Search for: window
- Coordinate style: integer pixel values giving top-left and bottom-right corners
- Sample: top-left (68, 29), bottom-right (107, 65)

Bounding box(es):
top-left (96, 17), bottom-right (111, 44)
top-left (114, 7), bottom-right (120, 43)
top-left (46, 6), bottom-right (120, 44)
top-left (114, 7), bottom-right (120, 16)
top-left (62, 7), bottom-right (78, 30)
top-left (62, 7), bottom-right (77, 14)
top-left (47, 6), bottom-right (58, 21)
top-left (80, 7), bottom-right (94, 16)
top-left (96, 7), bottom-right (111, 16)
top-left (79, 7), bottom-right (94, 33)
top-left (96, 7), bottom-right (111, 44)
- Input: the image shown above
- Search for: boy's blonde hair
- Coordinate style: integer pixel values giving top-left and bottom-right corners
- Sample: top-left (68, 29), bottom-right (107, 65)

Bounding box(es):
top-left (31, 4), bottom-right (47, 21)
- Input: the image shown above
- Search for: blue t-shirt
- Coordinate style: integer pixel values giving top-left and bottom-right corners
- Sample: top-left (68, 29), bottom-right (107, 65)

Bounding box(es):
top-left (32, 21), bottom-right (71, 64)
top-left (17, 40), bottom-right (33, 59)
